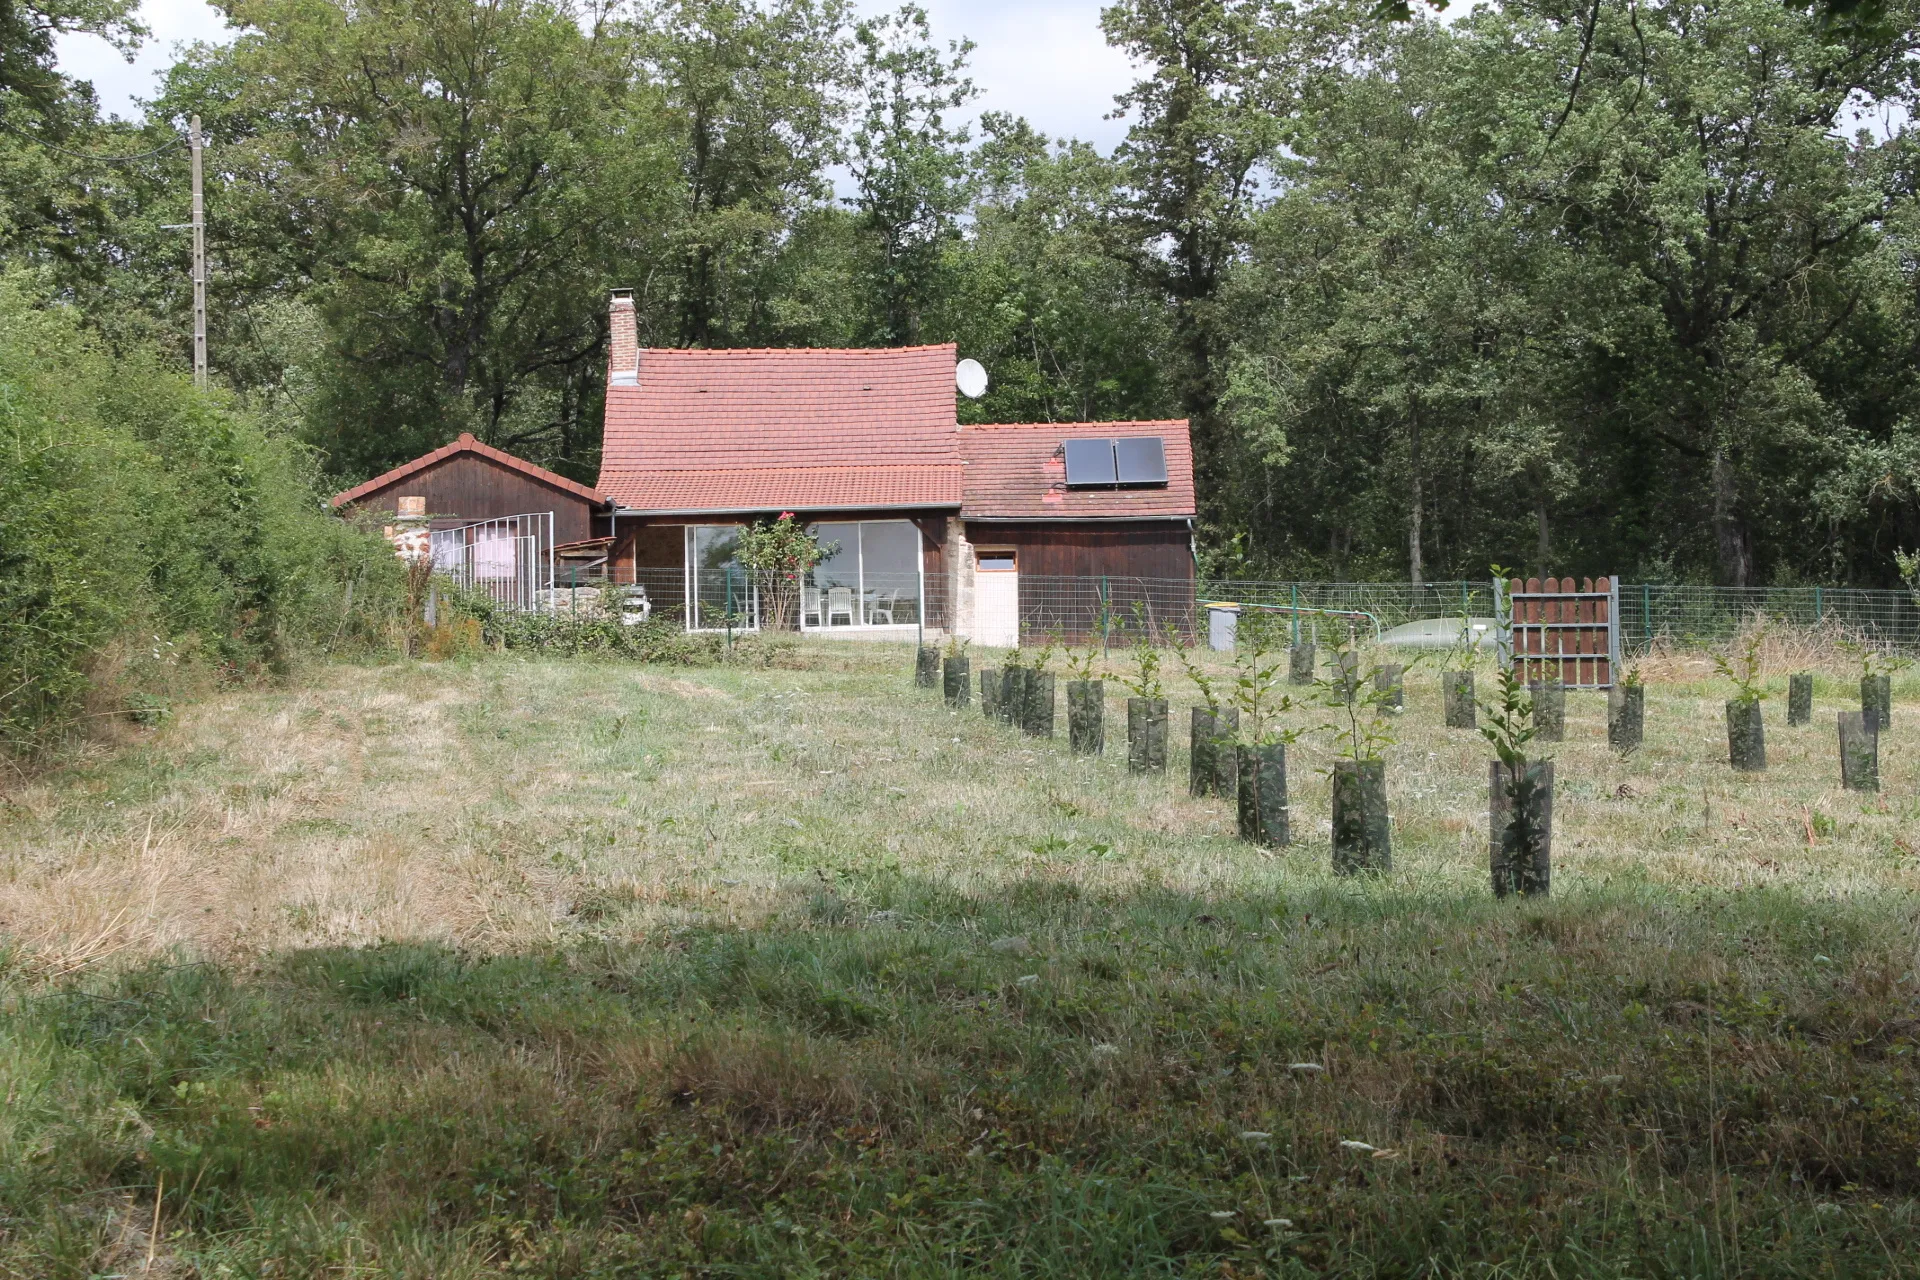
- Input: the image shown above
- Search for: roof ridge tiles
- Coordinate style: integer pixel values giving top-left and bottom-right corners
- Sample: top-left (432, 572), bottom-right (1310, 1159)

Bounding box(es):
top-left (962, 419), bottom-right (1191, 430)
top-left (636, 343), bottom-right (957, 357)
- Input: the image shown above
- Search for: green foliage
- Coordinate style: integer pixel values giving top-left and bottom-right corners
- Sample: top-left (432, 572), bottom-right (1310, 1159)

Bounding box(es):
top-left (1171, 643), bottom-right (1222, 717)
top-left (1837, 634), bottom-right (1912, 679)
top-left (735, 514), bottom-right (830, 578)
top-left (0, 0), bottom-right (142, 115)
top-left (1117, 607), bottom-right (1163, 700)
top-left (1065, 643), bottom-right (1099, 682)
top-left (1028, 631), bottom-right (1057, 675)
top-left (1477, 663), bottom-right (1537, 774)
top-left (0, 273), bottom-right (401, 751)
top-left (848, 3), bottom-right (975, 344)
top-left (735, 513), bottom-right (830, 631)
top-left (1441, 605), bottom-right (1484, 672)
top-left (15, 0), bottom-right (1920, 585)
top-left (1228, 608), bottom-right (1300, 744)
top-left (146, 0), bottom-right (657, 480)
top-left (448, 588), bottom-right (789, 666)
top-left (1317, 634), bottom-right (1400, 763)
top-left (1712, 626), bottom-right (1769, 703)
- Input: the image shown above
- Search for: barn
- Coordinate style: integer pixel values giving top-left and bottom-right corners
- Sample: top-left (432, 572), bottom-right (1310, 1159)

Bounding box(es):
top-left (329, 433), bottom-right (613, 607)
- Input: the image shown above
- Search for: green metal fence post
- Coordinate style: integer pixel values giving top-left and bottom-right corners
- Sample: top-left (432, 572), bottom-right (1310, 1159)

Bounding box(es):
top-left (1815, 586), bottom-right (1824, 625)
top-left (1101, 575), bottom-right (1111, 657)
top-left (1642, 583), bottom-right (1652, 645)
top-left (725, 565), bottom-right (736, 654)
top-left (1290, 583), bottom-right (1300, 645)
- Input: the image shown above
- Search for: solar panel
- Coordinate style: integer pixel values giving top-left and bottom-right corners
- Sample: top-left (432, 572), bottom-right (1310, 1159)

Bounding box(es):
top-left (1114, 436), bottom-right (1168, 486)
top-left (1063, 438), bottom-right (1118, 486)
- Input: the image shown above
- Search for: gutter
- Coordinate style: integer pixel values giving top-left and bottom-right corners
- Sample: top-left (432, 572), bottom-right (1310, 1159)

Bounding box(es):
top-left (961, 514), bottom-right (1197, 526)
top-left (612, 502), bottom-right (963, 517)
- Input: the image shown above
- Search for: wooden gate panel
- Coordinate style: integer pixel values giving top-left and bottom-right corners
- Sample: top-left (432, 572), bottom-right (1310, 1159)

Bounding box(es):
top-left (1504, 575), bottom-right (1618, 688)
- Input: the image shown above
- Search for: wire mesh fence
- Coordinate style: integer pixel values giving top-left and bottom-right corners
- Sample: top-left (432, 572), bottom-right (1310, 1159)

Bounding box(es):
top-left (1616, 584), bottom-right (1920, 652)
top-left (490, 562), bottom-right (1920, 654)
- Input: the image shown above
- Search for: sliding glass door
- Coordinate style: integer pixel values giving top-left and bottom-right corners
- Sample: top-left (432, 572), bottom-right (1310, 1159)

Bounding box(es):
top-left (685, 526), bottom-right (757, 630)
top-left (803, 520), bottom-right (923, 630)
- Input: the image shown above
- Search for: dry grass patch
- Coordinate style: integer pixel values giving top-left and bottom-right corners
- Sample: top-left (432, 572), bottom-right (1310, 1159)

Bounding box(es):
top-left (3, 645), bottom-right (1920, 1275)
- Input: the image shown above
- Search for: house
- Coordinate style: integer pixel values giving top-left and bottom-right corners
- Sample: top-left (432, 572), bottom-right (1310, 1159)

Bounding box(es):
top-left (597, 291), bottom-right (1196, 644)
top-left (333, 293), bottom-right (1198, 642)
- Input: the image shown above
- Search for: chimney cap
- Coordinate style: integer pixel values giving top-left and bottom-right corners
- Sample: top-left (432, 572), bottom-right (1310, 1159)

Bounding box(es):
top-left (610, 288), bottom-right (635, 308)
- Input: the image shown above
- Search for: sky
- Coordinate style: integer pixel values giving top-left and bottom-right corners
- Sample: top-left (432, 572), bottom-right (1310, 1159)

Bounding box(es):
top-left (54, 0), bottom-right (1144, 151)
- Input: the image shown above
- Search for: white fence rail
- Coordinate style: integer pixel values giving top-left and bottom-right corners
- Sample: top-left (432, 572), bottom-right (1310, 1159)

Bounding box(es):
top-left (430, 512), bottom-right (555, 612)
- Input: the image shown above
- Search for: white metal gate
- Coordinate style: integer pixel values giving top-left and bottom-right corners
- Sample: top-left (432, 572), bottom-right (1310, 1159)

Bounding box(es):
top-left (430, 512), bottom-right (556, 611)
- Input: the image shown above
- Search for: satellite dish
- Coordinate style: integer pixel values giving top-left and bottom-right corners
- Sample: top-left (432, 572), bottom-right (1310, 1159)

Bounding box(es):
top-left (956, 358), bottom-right (988, 399)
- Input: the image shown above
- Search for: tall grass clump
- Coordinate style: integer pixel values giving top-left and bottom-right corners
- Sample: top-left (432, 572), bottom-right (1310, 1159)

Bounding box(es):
top-left (0, 272), bottom-right (402, 754)
top-left (452, 587), bottom-right (799, 666)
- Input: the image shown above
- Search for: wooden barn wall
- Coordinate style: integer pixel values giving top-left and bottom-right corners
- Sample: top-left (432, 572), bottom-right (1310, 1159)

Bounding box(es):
top-left (969, 520), bottom-right (1195, 644)
top-left (614, 522), bottom-right (689, 618)
top-left (965, 522), bottom-right (1194, 581)
top-left (353, 455), bottom-right (600, 545)
top-left (911, 516), bottom-right (950, 629)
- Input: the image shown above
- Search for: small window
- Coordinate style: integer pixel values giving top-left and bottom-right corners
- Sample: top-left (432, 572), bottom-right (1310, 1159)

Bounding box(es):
top-left (977, 549), bottom-right (1016, 571)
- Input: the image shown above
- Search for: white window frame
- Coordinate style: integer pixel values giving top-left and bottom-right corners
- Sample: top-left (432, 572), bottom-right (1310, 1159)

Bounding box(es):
top-left (800, 520), bottom-right (925, 633)
top-left (684, 524), bottom-right (760, 632)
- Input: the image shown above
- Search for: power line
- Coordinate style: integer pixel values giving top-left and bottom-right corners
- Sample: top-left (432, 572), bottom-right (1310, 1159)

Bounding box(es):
top-left (0, 116), bottom-right (185, 163)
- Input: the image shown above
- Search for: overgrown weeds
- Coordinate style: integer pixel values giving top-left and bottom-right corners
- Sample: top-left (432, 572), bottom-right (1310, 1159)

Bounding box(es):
top-left (0, 272), bottom-right (404, 758)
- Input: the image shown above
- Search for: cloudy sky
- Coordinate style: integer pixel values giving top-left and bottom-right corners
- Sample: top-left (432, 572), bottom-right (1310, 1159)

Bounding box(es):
top-left (55, 0), bottom-right (1144, 150)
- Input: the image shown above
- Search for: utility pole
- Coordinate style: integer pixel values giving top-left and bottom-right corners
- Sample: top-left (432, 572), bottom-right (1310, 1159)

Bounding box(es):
top-left (190, 115), bottom-right (206, 390)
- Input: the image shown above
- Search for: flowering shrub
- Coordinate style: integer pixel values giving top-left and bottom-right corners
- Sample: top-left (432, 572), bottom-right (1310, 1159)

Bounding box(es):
top-left (735, 514), bottom-right (832, 631)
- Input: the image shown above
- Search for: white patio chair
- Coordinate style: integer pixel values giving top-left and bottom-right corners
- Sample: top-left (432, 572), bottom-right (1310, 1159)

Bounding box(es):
top-left (826, 586), bottom-right (856, 627)
top-left (869, 590), bottom-right (899, 625)
top-left (801, 585), bottom-right (823, 628)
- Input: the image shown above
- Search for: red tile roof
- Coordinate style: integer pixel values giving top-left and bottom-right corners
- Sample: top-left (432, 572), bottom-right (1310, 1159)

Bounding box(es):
top-left (596, 344), bottom-right (1195, 522)
top-left (330, 433), bottom-right (607, 509)
top-left (599, 345), bottom-right (965, 512)
top-left (959, 421), bottom-right (1195, 520)
top-left (597, 465), bottom-right (965, 513)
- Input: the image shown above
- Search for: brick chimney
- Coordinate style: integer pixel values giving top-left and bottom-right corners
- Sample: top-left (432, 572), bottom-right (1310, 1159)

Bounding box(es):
top-left (608, 289), bottom-right (639, 386)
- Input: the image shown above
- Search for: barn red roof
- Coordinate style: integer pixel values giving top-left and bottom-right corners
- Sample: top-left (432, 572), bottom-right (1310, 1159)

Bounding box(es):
top-left (959, 421), bottom-right (1195, 520)
top-left (330, 433), bottom-right (606, 509)
top-left (599, 345), bottom-right (965, 513)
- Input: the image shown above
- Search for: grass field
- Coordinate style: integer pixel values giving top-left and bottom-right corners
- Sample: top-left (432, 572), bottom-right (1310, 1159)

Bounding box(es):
top-left (3, 644), bottom-right (1919, 1277)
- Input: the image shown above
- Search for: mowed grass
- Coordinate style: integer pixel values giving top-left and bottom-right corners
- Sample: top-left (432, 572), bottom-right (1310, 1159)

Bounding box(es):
top-left (3, 646), bottom-right (1919, 1277)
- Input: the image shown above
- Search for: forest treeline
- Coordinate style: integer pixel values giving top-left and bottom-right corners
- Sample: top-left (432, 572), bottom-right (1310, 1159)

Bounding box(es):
top-left (6, 0), bottom-right (1920, 586)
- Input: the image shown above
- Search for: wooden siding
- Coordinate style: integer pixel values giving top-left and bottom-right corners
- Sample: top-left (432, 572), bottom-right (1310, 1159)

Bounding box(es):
top-left (348, 453), bottom-right (601, 545)
top-left (964, 521), bottom-right (1194, 580)
top-left (967, 520), bottom-right (1195, 644)
top-left (616, 521), bottom-right (689, 619)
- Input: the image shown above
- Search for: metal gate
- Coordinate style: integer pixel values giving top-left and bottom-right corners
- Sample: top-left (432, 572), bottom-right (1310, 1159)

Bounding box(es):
top-left (1495, 575), bottom-right (1619, 689)
top-left (430, 512), bottom-right (556, 611)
